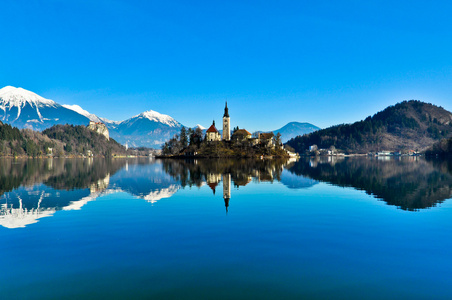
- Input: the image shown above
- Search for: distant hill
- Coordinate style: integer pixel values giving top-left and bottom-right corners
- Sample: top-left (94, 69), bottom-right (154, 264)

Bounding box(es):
top-left (273, 122), bottom-right (320, 143)
top-left (286, 100), bottom-right (452, 154)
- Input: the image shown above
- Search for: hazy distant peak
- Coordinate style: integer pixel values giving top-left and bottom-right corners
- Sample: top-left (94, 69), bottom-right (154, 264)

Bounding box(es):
top-left (99, 117), bottom-right (121, 125)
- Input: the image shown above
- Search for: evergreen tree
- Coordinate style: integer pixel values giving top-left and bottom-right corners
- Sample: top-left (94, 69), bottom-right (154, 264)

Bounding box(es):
top-left (180, 126), bottom-right (188, 148)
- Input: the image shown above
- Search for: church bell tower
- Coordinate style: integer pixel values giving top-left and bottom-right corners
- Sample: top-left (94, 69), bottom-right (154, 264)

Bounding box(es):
top-left (223, 102), bottom-right (230, 141)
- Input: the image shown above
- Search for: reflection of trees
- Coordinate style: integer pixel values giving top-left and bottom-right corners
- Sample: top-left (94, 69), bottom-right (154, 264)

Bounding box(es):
top-left (0, 158), bottom-right (167, 228)
top-left (44, 159), bottom-right (125, 190)
top-left (0, 158), bottom-right (127, 196)
top-left (161, 159), bottom-right (289, 189)
top-left (288, 157), bottom-right (452, 211)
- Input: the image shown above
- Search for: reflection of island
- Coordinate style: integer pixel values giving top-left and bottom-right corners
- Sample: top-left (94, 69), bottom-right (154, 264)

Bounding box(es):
top-left (288, 156), bottom-right (452, 211)
top-left (8, 156), bottom-right (449, 227)
top-left (161, 159), bottom-right (299, 212)
top-left (0, 158), bottom-right (184, 228)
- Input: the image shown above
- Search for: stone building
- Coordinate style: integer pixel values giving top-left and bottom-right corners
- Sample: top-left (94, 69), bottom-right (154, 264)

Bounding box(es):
top-left (222, 102), bottom-right (230, 141)
top-left (232, 129), bottom-right (252, 142)
top-left (259, 132), bottom-right (275, 148)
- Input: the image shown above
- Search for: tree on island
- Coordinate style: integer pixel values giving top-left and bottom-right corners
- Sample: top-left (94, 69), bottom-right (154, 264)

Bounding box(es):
top-left (180, 126), bottom-right (188, 148)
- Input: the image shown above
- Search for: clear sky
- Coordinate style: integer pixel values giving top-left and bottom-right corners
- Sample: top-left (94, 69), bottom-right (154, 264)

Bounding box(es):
top-left (2, 0), bottom-right (452, 131)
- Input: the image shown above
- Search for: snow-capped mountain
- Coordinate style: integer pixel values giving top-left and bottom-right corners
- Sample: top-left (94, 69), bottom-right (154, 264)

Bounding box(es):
top-left (107, 110), bottom-right (183, 147)
top-left (195, 124), bottom-right (206, 130)
top-left (0, 86), bottom-right (90, 130)
top-left (62, 104), bottom-right (103, 123)
top-left (0, 86), bottom-right (187, 148)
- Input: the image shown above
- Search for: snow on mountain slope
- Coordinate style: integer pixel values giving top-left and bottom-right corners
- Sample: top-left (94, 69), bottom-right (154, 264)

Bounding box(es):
top-left (0, 86), bottom-right (57, 123)
top-left (0, 86), bottom-right (90, 130)
top-left (134, 110), bottom-right (181, 127)
top-left (107, 109), bottom-right (183, 147)
top-left (99, 117), bottom-right (121, 125)
top-left (0, 86), bottom-right (57, 108)
top-left (62, 104), bottom-right (102, 123)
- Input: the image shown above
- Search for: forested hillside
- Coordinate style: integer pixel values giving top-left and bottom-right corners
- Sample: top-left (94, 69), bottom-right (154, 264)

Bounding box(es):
top-left (42, 125), bottom-right (127, 157)
top-left (286, 100), bottom-right (452, 154)
top-left (0, 122), bottom-right (128, 157)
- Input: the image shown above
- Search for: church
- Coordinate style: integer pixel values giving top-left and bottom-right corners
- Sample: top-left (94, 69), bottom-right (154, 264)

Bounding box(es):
top-left (206, 102), bottom-right (231, 142)
top-left (205, 102), bottom-right (276, 149)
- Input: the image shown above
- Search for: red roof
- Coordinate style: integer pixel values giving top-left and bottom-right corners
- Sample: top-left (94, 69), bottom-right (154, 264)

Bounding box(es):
top-left (259, 132), bottom-right (274, 139)
top-left (206, 124), bottom-right (219, 133)
top-left (234, 129), bottom-right (251, 136)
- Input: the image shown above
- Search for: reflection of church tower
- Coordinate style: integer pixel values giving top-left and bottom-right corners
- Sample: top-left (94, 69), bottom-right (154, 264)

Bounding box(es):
top-left (223, 102), bottom-right (230, 141)
top-left (223, 173), bottom-right (231, 213)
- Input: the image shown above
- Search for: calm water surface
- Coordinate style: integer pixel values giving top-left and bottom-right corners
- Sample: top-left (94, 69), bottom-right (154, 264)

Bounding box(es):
top-left (1, 157), bottom-right (452, 299)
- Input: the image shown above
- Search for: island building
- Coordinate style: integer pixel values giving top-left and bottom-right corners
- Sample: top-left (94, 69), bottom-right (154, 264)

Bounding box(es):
top-left (205, 102), bottom-right (279, 150)
top-left (231, 129), bottom-right (252, 142)
top-left (223, 102), bottom-right (230, 141)
top-left (206, 121), bottom-right (221, 142)
top-left (207, 172), bottom-right (222, 195)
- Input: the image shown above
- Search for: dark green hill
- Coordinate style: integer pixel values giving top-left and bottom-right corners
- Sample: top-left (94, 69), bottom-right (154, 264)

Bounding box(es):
top-left (1, 122), bottom-right (129, 157)
top-left (43, 124), bottom-right (127, 157)
top-left (0, 121), bottom-right (59, 157)
top-left (286, 100), bottom-right (452, 154)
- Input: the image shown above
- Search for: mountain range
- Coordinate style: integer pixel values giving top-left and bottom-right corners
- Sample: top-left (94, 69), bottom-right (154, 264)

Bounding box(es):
top-left (0, 86), bottom-right (319, 148)
top-left (0, 86), bottom-right (90, 130)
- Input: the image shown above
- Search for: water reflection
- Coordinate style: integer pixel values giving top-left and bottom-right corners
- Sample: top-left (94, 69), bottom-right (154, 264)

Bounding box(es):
top-left (289, 156), bottom-right (452, 211)
top-left (0, 158), bottom-right (125, 228)
top-left (2, 156), bottom-right (452, 228)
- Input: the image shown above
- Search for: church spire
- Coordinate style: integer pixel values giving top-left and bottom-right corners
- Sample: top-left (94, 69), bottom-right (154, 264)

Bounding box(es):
top-left (223, 101), bottom-right (229, 118)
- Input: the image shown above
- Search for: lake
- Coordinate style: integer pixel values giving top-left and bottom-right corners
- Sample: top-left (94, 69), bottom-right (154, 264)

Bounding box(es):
top-left (1, 157), bottom-right (452, 299)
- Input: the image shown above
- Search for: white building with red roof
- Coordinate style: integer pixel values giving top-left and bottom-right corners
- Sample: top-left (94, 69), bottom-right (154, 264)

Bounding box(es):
top-left (206, 120), bottom-right (221, 142)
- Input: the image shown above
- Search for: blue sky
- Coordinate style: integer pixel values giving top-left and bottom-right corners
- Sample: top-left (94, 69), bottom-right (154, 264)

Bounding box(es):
top-left (2, 0), bottom-right (452, 131)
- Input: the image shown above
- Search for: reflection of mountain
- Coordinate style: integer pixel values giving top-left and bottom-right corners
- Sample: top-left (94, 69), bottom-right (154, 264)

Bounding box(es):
top-left (109, 160), bottom-right (180, 203)
top-left (0, 158), bottom-right (191, 228)
top-left (142, 185), bottom-right (180, 203)
top-left (0, 184), bottom-right (98, 228)
top-left (288, 157), bottom-right (452, 210)
top-left (0, 158), bottom-right (125, 228)
top-left (279, 170), bottom-right (318, 189)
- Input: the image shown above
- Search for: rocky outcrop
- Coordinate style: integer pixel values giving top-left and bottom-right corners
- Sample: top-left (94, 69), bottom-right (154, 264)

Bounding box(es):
top-left (88, 121), bottom-right (109, 140)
